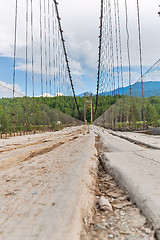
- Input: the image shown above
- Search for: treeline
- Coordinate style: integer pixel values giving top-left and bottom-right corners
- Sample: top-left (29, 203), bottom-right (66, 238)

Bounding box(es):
top-left (0, 95), bottom-right (121, 133)
top-left (46, 95), bottom-right (121, 121)
top-left (1, 94), bottom-right (160, 133)
top-left (0, 97), bottom-right (83, 133)
top-left (94, 95), bottom-right (160, 129)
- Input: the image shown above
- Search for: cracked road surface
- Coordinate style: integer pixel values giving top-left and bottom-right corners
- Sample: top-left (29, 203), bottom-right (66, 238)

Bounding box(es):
top-left (0, 126), bottom-right (97, 240)
top-left (93, 125), bottom-right (160, 239)
top-left (1, 125), bottom-right (160, 240)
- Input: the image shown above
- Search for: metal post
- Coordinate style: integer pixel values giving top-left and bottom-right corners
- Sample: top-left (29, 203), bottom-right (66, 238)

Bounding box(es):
top-left (91, 93), bottom-right (93, 124)
top-left (84, 93), bottom-right (86, 124)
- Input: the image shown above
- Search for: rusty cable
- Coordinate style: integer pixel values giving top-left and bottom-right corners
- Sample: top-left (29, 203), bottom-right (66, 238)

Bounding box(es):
top-left (53, 0), bottom-right (81, 116)
top-left (95, 0), bottom-right (104, 116)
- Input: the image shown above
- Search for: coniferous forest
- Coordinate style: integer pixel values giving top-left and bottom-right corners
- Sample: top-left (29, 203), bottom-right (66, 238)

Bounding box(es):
top-left (0, 95), bottom-right (160, 133)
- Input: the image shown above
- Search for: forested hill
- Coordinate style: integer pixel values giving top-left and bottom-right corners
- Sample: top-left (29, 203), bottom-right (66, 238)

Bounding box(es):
top-left (0, 95), bottom-right (121, 132)
top-left (1, 94), bottom-right (160, 133)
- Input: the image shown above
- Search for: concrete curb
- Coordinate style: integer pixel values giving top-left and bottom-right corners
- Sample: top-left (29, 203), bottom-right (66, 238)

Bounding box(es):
top-left (110, 132), bottom-right (160, 150)
top-left (100, 153), bottom-right (160, 239)
top-left (52, 134), bottom-right (98, 240)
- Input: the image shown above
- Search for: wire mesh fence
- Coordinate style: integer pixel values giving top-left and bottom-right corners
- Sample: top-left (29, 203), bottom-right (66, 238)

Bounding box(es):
top-left (94, 59), bottom-right (160, 131)
top-left (0, 0), bottom-right (82, 136)
top-left (0, 94), bottom-right (83, 137)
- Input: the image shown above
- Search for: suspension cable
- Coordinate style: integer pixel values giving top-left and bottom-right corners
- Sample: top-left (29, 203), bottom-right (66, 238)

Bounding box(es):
top-left (106, 0), bottom-right (112, 98)
top-left (52, 2), bottom-right (56, 97)
top-left (95, 0), bottom-right (104, 115)
top-left (39, 0), bottom-right (44, 129)
top-left (53, 0), bottom-right (81, 116)
top-left (124, 0), bottom-right (131, 97)
top-left (136, 0), bottom-right (145, 127)
top-left (31, 0), bottom-right (35, 132)
top-left (0, 82), bottom-right (24, 97)
top-left (25, 0), bottom-right (29, 132)
top-left (108, 0), bottom-right (115, 97)
top-left (124, 0), bottom-right (132, 127)
top-left (44, 0), bottom-right (48, 97)
top-left (48, 0), bottom-right (52, 102)
top-left (114, 0), bottom-right (120, 94)
top-left (12, 0), bottom-right (18, 133)
top-left (116, 0), bottom-right (124, 95)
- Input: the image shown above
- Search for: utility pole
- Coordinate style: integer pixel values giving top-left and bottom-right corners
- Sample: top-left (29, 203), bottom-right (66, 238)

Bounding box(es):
top-left (83, 93), bottom-right (93, 125)
top-left (91, 93), bottom-right (93, 124)
top-left (84, 93), bottom-right (87, 124)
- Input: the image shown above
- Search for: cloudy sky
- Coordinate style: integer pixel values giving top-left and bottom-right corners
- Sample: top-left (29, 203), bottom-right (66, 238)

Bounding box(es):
top-left (0, 0), bottom-right (160, 97)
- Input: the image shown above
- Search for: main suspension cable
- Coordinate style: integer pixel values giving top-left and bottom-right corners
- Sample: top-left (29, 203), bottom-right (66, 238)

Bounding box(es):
top-left (95, 0), bottom-right (104, 116)
top-left (12, 0), bottom-right (18, 133)
top-left (53, 0), bottom-right (81, 116)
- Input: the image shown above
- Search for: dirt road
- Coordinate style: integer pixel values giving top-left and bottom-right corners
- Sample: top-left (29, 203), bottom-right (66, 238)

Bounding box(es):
top-left (0, 125), bottom-right (159, 240)
top-left (0, 126), bottom-right (97, 240)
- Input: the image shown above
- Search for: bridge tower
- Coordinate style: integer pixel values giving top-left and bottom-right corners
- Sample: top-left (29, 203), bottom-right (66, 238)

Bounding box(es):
top-left (84, 93), bottom-right (93, 124)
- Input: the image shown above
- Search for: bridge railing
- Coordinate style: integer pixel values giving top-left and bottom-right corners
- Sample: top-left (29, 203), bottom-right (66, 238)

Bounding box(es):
top-left (94, 59), bottom-right (160, 131)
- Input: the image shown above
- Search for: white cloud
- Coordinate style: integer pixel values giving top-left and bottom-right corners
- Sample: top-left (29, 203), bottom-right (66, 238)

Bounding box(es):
top-left (0, 0), bottom-right (160, 94)
top-left (0, 81), bottom-right (24, 98)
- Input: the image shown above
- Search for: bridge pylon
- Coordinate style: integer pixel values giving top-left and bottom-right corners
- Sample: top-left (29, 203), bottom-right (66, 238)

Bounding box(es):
top-left (84, 93), bottom-right (93, 124)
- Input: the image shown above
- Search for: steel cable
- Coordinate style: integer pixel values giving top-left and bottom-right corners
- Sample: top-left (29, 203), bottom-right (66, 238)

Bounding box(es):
top-left (114, 0), bottom-right (120, 94)
top-left (31, 0), bottom-right (35, 132)
top-left (39, 0), bottom-right (44, 129)
top-left (52, 2), bottom-right (56, 97)
top-left (12, 0), bottom-right (18, 133)
top-left (48, 0), bottom-right (52, 103)
top-left (25, 0), bottom-right (29, 131)
top-left (95, 0), bottom-right (104, 116)
top-left (108, 0), bottom-right (115, 97)
top-left (116, 0), bottom-right (124, 95)
top-left (53, 0), bottom-right (81, 116)
top-left (44, 0), bottom-right (48, 98)
top-left (136, 0), bottom-right (145, 128)
top-left (124, 0), bottom-right (132, 128)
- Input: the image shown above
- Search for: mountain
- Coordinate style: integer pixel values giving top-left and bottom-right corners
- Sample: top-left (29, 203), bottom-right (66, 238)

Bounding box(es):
top-left (128, 81), bottom-right (160, 97)
top-left (77, 92), bottom-right (92, 97)
top-left (99, 85), bottom-right (130, 96)
top-left (98, 81), bottom-right (160, 97)
top-left (77, 81), bottom-right (160, 98)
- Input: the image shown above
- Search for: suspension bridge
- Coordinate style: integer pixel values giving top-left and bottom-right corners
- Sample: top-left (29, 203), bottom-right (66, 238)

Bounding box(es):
top-left (0, 0), bottom-right (160, 239)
